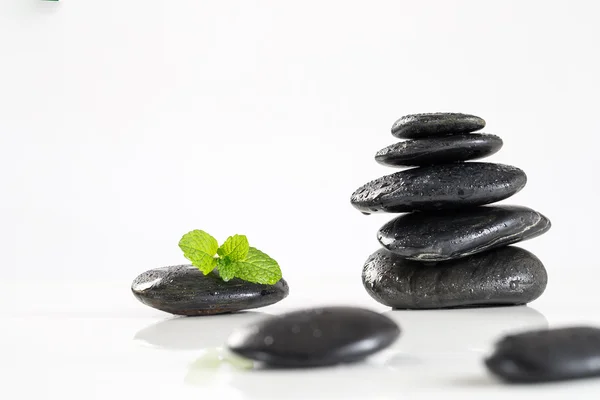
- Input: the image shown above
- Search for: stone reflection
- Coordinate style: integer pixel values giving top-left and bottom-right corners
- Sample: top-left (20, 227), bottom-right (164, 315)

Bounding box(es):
top-left (134, 311), bottom-right (269, 350)
top-left (382, 305), bottom-right (547, 366)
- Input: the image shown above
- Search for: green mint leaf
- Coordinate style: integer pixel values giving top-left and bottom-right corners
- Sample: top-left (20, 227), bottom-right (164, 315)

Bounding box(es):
top-left (230, 247), bottom-right (282, 285)
top-left (216, 257), bottom-right (236, 282)
top-left (179, 230), bottom-right (219, 274)
top-left (217, 234), bottom-right (249, 262)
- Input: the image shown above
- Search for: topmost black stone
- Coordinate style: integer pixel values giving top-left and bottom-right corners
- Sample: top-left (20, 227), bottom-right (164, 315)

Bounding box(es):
top-left (391, 113), bottom-right (486, 139)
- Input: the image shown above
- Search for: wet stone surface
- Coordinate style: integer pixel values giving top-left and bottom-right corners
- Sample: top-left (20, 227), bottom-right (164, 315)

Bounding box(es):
top-left (362, 246), bottom-right (547, 309)
top-left (391, 112), bottom-right (485, 139)
top-left (377, 205), bottom-right (551, 261)
top-left (350, 162), bottom-right (527, 214)
top-left (131, 265), bottom-right (289, 316)
top-left (227, 306), bottom-right (401, 367)
top-left (375, 134), bottom-right (503, 167)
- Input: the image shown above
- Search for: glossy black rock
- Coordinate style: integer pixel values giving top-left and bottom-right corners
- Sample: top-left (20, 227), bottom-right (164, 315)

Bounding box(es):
top-left (131, 265), bottom-right (289, 316)
top-left (227, 306), bottom-right (400, 367)
top-left (377, 205), bottom-right (551, 261)
top-left (486, 327), bottom-right (600, 383)
top-left (391, 113), bottom-right (485, 139)
top-left (375, 134), bottom-right (503, 167)
top-left (350, 162), bottom-right (526, 214)
top-left (362, 246), bottom-right (547, 309)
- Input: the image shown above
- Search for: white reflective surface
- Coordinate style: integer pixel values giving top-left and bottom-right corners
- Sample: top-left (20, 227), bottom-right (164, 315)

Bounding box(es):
top-left (2, 1), bottom-right (600, 398)
top-left (3, 281), bottom-right (600, 399)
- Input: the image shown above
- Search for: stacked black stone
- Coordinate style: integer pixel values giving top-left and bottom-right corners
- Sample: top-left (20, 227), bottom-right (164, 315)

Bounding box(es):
top-left (350, 113), bottom-right (551, 309)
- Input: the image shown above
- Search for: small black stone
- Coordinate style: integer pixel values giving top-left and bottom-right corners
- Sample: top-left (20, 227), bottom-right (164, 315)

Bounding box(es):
top-left (226, 306), bottom-right (400, 367)
top-left (350, 162), bottom-right (527, 214)
top-left (485, 327), bottom-right (600, 383)
top-left (375, 134), bottom-right (503, 167)
top-left (131, 265), bottom-right (288, 316)
top-left (362, 246), bottom-right (547, 309)
top-left (377, 205), bottom-right (551, 261)
top-left (391, 113), bottom-right (485, 139)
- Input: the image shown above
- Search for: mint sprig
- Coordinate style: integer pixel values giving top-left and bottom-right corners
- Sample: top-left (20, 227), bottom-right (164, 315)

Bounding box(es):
top-left (178, 230), bottom-right (282, 285)
top-left (229, 247), bottom-right (282, 285)
top-left (178, 230), bottom-right (219, 274)
top-left (217, 234), bottom-right (249, 261)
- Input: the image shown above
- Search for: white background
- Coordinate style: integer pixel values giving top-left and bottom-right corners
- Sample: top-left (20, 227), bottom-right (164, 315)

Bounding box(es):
top-left (1, 1), bottom-right (600, 399)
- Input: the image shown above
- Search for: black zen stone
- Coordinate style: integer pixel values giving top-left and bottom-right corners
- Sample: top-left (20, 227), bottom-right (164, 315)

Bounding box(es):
top-left (350, 162), bottom-right (526, 214)
top-left (485, 327), bottom-right (600, 383)
top-left (375, 134), bottom-right (503, 167)
top-left (377, 205), bottom-right (551, 261)
top-left (227, 306), bottom-right (400, 367)
top-left (131, 265), bottom-right (288, 316)
top-left (391, 112), bottom-right (485, 139)
top-left (362, 246), bottom-right (547, 309)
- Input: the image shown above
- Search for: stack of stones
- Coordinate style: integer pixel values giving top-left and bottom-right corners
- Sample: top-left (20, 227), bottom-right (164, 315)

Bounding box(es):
top-left (350, 113), bottom-right (551, 309)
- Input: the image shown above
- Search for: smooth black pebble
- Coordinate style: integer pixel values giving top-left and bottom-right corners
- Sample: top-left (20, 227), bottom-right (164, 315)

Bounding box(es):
top-left (131, 265), bottom-right (288, 316)
top-left (350, 162), bottom-right (527, 214)
top-left (377, 205), bottom-right (551, 261)
top-left (391, 112), bottom-right (485, 139)
top-left (375, 134), bottom-right (503, 167)
top-left (362, 246), bottom-right (547, 309)
top-left (226, 306), bottom-right (400, 367)
top-left (486, 327), bottom-right (600, 383)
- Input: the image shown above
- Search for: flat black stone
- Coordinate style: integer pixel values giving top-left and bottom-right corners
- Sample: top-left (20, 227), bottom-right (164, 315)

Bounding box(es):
top-left (131, 265), bottom-right (289, 316)
top-left (377, 205), bottom-right (551, 261)
top-left (391, 113), bottom-right (485, 139)
top-left (375, 134), bottom-right (503, 167)
top-left (362, 246), bottom-right (547, 309)
top-left (226, 306), bottom-right (400, 367)
top-left (350, 162), bottom-right (527, 214)
top-left (485, 327), bottom-right (600, 383)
